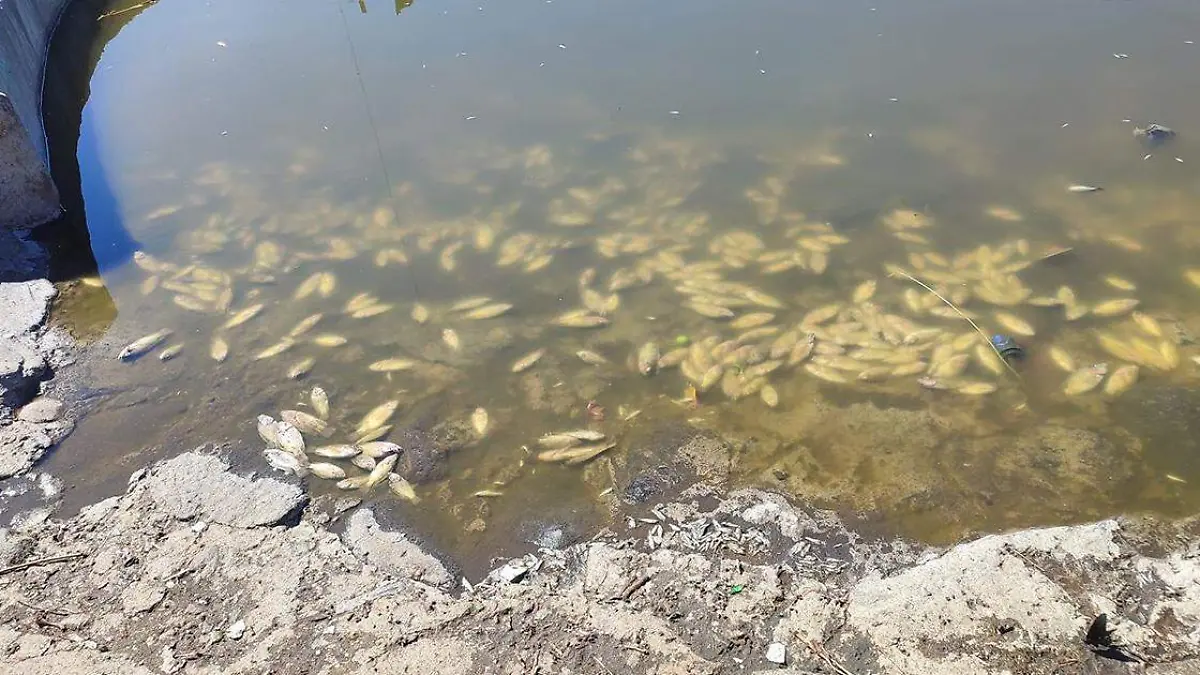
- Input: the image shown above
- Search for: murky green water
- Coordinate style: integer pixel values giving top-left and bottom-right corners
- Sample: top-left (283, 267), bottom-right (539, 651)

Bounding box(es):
top-left (38, 0), bottom-right (1200, 557)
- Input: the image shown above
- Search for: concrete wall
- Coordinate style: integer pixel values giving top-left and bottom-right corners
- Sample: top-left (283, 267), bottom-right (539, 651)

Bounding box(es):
top-left (0, 0), bottom-right (69, 230)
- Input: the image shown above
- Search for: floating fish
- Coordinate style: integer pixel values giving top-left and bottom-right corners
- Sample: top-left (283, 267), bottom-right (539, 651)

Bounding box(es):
top-left (351, 454), bottom-right (377, 471)
top-left (1067, 184), bottom-right (1103, 193)
top-left (366, 454), bottom-right (398, 488)
top-left (993, 312), bottom-right (1035, 337)
top-left (369, 358), bottom-right (416, 372)
top-left (337, 476), bottom-right (370, 491)
top-left (312, 334), bottom-right (348, 347)
top-left (286, 357), bottom-right (315, 380)
top-left (471, 407), bottom-right (490, 436)
top-left (1091, 298), bottom-right (1139, 318)
top-left (281, 410), bottom-right (330, 437)
top-left (312, 444), bottom-right (359, 459)
top-left (730, 313), bottom-right (775, 330)
top-left (287, 313), bottom-right (323, 338)
top-left (463, 303), bottom-right (513, 320)
top-left (158, 344), bottom-right (183, 362)
top-left (1104, 365), bottom-right (1139, 396)
top-left (308, 462), bottom-right (347, 480)
top-left (310, 386), bottom-right (329, 420)
top-left (1063, 363), bottom-right (1108, 395)
top-left (442, 328), bottom-right (461, 351)
top-left (511, 348), bottom-right (546, 373)
top-left (254, 339), bottom-right (294, 360)
top-left (955, 381), bottom-right (997, 395)
top-left (275, 421), bottom-right (306, 458)
top-left (350, 304), bottom-right (393, 319)
top-left (359, 441), bottom-right (401, 458)
top-left (537, 441), bottom-right (616, 465)
top-left (222, 304), bottom-right (264, 330)
top-left (851, 280), bottom-right (877, 304)
top-left (451, 296), bottom-right (492, 312)
top-left (636, 342), bottom-right (660, 375)
top-left (257, 415), bottom-right (281, 447)
top-left (388, 474), bottom-right (420, 502)
top-left (760, 384), bottom-right (779, 408)
top-left (576, 349), bottom-right (608, 366)
top-left (263, 448), bottom-right (305, 475)
top-left (411, 303), bottom-right (430, 324)
top-left (1131, 312), bottom-right (1162, 338)
top-left (552, 309), bottom-right (610, 328)
top-left (356, 400), bottom-right (399, 435)
top-left (119, 329), bottom-right (173, 361)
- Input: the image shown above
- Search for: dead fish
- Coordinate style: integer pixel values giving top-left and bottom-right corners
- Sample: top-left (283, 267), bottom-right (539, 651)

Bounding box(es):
top-left (352, 454), bottom-right (377, 471)
top-left (1104, 364), bottom-right (1139, 396)
top-left (974, 343), bottom-right (1005, 376)
top-left (210, 336), bottom-right (229, 362)
top-left (312, 444), bottom-right (359, 459)
top-left (359, 441), bottom-right (401, 458)
top-left (312, 334), bottom-right (348, 347)
top-left (294, 273), bottom-right (323, 300)
top-left (931, 354), bottom-right (969, 379)
top-left (1104, 276), bottom-right (1137, 292)
top-left (357, 400), bottom-right (400, 435)
top-left (442, 328), bottom-right (461, 351)
top-left (254, 339), bottom-right (294, 360)
top-left (473, 489), bottom-right (504, 498)
top-left (787, 333), bottom-right (817, 366)
top-left (336, 476), bottom-right (370, 491)
top-left (851, 280), bottom-right (877, 304)
top-left (800, 304), bottom-right (841, 327)
top-left (464, 303), bottom-right (513, 320)
top-left (1067, 184), bottom-right (1103, 193)
top-left (537, 433), bottom-right (582, 450)
top-left (576, 349), bottom-right (608, 366)
top-left (954, 381), bottom-right (997, 395)
top-left (636, 342), bottom-right (660, 375)
top-left (730, 313), bottom-right (775, 330)
top-left (993, 312), bottom-right (1036, 337)
top-left (537, 441), bottom-right (616, 465)
top-left (564, 429), bottom-right (606, 441)
top-left (172, 294), bottom-right (210, 313)
top-left (158, 344), bottom-right (183, 362)
top-left (286, 357), bottom-right (315, 380)
top-left (119, 329), bottom-right (173, 360)
top-left (471, 407), bottom-right (490, 436)
top-left (760, 384), bottom-right (779, 408)
top-left (743, 288), bottom-right (784, 308)
top-left (257, 415), bottom-right (281, 447)
top-left (804, 363), bottom-right (849, 384)
top-left (275, 421), bottom-right (306, 457)
top-left (369, 358), bottom-right (416, 372)
top-left (411, 303), bottom-right (430, 324)
top-left (451, 296), bottom-right (492, 312)
top-left (356, 425), bottom-right (394, 445)
top-left (1063, 363), bottom-right (1109, 395)
top-left (222, 304), bottom-right (264, 330)
top-left (687, 301), bottom-right (735, 319)
top-left (366, 454), bottom-right (398, 489)
top-left (308, 462), bottom-right (347, 480)
top-left (287, 313), bottom-right (323, 338)
top-left (1131, 312), bottom-right (1163, 338)
top-left (511, 348), bottom-right (546, 373)
top-left (350, 304), bottom-right (393, 319)
top-left (552, 310), bottom-right (610, 328)
top-left (917, 376), bottom-right (950, 390)
top-left (281, 410), bottom-right (330, 437)
top-left (1091, 298), bottom-right (1139, 318)
top-left (699, 364), bottom-right (724, 392)
top-left (310, 386), bottom-right (330, 420)
top-left (263, 448), bottom-right (305, 476)
top-left (387, 474), bottom-right (420, 502)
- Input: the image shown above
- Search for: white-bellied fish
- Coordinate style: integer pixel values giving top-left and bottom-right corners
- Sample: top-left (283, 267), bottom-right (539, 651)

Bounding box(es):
top-left (118, 329), bottom-right (172, 360)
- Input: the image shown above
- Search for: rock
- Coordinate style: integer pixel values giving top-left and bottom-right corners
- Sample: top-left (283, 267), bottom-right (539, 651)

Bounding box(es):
top-left (0, 94), bottom-right (61, 233)
top-left (766, 642), bottom-right (787, 664)
top-left (0, 334), bottom-right (47, 409)
top-left (138, 452), bottom-right (307, 528)
top-left (226, 619), bottom-right (246, 640)
top-left (391, 427), bottom-right (449, 484)
top-left (341, 509), bottom-right (453, 588)
top-left (0, 280), bottom-right (55, 337)
top-left (17, 396), bottom-right (61, 422)
top-left (0, 418), bottom-right (69, 478)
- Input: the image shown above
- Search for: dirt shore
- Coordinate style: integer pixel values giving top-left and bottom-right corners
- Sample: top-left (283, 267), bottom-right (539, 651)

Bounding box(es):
top-left (0, 445), bottom-right (1197, 675)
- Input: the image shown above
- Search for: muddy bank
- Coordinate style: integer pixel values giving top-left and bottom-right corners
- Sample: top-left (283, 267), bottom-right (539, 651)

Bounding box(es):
top-left (1, 448), bottom-right (1198, 675)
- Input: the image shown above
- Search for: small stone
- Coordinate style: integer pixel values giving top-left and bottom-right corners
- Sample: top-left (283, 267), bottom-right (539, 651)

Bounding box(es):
top-left (226, 619), bottom-right (246, 640)
top-left (17, 396), bottom-right (62, 423)
top-left (766, 642), bottom-right (787, 664)
top-left (191, 521), bottom-right (208, 534)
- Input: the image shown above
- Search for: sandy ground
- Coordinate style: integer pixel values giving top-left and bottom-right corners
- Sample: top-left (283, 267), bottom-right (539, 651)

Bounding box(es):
top-left (0, 447), bottom-right (1198, 675)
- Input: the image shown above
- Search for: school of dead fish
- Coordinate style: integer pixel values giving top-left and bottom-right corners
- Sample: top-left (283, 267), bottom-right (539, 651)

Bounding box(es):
top-left (110, 169), bottom-right (1200, 507)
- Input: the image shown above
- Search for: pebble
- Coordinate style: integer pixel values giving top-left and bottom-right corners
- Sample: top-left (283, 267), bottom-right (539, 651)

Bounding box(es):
top-left (17, 396), bottom-right (63, 423)
top-left (226, 619), bottom-right (246, 640)
top-left (766, 642), bottom-right (787, 664)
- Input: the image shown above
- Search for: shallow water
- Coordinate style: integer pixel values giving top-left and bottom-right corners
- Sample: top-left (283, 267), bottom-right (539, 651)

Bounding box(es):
top-left (36, 0), bottom-right (1200, 558)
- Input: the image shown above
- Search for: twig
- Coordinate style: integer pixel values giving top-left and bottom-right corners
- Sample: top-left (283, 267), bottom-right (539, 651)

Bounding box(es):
top-left (889, 270), bottom-right (1021, 379)
top-left (807, 640), bottom-right (858, 675)
top-left (0, 553), bottom-right (87, 576)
